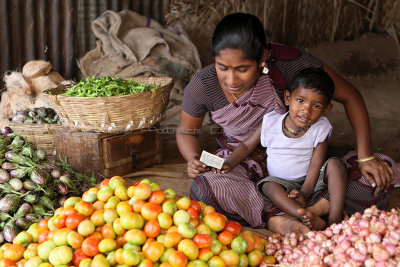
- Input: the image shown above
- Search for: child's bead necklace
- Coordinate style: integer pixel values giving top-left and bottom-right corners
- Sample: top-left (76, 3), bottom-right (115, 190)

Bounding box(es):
top-left (282, 114), bottom-right (310, 136)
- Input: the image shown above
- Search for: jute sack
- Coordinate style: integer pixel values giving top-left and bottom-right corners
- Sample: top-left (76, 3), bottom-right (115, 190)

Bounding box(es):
top-left (30, 72), bottom-right (65, 95)
top-left (22, 60), bottom-right (52, 79)
top-left (3, 71), bottom-right (32, 96)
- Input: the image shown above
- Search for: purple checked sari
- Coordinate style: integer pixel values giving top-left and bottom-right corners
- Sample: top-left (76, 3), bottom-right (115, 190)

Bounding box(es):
top-left (189, 74), bottom-right (399, 228)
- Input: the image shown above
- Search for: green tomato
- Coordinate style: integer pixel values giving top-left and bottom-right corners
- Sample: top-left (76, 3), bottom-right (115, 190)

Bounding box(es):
top-left (37, 240), bottom-right (57, 260)
top-left (49, 245), bottom-right (73, 265)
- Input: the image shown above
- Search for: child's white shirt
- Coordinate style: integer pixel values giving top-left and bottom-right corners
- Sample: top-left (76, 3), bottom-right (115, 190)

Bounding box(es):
top-left (260, 111), bottom-right (332, 180)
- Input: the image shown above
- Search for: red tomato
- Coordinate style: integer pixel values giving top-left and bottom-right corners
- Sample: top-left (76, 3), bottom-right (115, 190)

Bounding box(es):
top-left (148, 190), bottom-right (165, 205)
top-left (190, 200), bottom-right (202, 214)
top-left (81, 237), bottom-right (100, 257)
top-left (99, 178), bottom-right (110, 189)
top-left (53, 214), bottom-right (67, 229)
top-left (38, 230), bottom-right (50, 244)
top-left (66, 213), bottom-right (86, 229)
top-left (186, 207), bottom-right (199, 220)
top-left (193, 234), bottom-right (212, 248)
top-left (0, 258), bottom-right (17, 267)
top-left (72, 248), bottom-right (90, 266)
top-left (223, 221), bottom-right (243, 236)
top-left (144, 220), bottom-right (162, 238)
top-left (38, 218), bottom-right (50, 231)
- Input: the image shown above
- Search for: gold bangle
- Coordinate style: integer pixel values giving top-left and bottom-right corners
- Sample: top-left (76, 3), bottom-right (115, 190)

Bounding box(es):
top-left (356, 155), bottom-right (376, 163)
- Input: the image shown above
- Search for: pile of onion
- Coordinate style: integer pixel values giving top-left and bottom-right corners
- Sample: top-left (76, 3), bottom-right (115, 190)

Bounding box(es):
top-left (263, 206), bottom-right (400, 266)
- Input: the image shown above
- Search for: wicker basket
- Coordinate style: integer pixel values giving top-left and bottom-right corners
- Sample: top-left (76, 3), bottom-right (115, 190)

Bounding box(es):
top-left (8, 121), bottom-right (63, 156)
top-left (44, 77), bottom-right (174, 133)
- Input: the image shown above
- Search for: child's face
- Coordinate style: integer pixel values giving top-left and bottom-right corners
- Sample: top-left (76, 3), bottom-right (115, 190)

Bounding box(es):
top-left (284, 87), bottom-right (332, 129)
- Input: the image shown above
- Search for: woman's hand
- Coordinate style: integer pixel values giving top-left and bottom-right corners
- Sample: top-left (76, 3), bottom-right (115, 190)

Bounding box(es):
top-left (187, 157), bottom-right (208, 178)
top-left (358, 158), bottom-right (394, 196)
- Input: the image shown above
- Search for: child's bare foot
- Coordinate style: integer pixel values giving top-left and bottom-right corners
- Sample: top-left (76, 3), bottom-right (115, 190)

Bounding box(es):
top-left (297, 208), bottom-right (326, 230)
top-left (268, 215), bottom-right (311, 235)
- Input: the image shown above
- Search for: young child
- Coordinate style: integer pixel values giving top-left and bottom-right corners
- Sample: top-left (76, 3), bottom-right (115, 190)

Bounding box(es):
top-left (217, 67), bottom-right (347, 230)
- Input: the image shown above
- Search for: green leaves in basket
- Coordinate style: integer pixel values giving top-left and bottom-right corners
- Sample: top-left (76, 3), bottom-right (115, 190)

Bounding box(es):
top-left (60, 76), bottom-right (161, 97)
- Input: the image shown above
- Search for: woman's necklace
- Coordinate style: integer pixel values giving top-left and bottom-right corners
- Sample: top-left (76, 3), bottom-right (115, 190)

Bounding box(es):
top-left (231, 93), bottom-right (238, 101)
top-left (282, 114), bottom-right (310, 136)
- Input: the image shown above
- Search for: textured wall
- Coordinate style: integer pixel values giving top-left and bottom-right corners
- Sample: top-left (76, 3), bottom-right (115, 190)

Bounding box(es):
top-left (0, 0), bottom-right (169, 86)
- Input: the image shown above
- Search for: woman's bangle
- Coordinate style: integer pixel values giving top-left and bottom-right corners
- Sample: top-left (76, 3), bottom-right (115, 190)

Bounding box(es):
top-left (356, 155), bottom-right (376, 163)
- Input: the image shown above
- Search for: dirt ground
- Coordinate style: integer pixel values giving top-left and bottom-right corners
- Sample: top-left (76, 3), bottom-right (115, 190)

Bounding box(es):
top-left (125, 33), bottom-right (400, 234)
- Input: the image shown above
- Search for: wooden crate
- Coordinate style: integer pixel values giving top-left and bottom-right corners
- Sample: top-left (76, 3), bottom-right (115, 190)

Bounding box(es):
top-left (54, 128), bottom-right (162, 180)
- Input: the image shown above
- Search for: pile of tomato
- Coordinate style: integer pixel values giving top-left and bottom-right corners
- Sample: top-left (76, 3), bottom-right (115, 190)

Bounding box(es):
top-left (0, 176), bottom-right (274, 266)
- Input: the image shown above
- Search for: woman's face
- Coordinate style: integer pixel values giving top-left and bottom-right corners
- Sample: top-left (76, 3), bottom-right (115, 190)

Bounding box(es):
top-left (215, 48), bottom-right (260, 97)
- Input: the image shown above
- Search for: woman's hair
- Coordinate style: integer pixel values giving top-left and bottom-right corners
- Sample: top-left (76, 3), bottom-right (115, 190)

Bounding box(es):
top-left (212, 13), bottom-right (266, 62)
top-left (288, 67), bottom-right (335, 104)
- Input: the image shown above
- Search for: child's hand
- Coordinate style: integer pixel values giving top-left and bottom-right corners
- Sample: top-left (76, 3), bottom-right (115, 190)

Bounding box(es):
top-left (288, 189), bottom-right (307, 207)
top-left (212, 163), bottom-right (233, 174)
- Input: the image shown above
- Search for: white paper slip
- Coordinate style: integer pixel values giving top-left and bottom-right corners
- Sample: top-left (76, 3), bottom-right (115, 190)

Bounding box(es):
top-left (200, 150), bottom-right (224, 169)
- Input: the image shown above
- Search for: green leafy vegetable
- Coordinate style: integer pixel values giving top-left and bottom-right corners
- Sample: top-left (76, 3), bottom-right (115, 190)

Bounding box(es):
top-left (59, 76), bottom-right (160, 97)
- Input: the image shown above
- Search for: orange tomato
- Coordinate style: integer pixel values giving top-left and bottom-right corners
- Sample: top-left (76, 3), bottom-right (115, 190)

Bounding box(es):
top-left (92, 200), bottom-right (105, 211)
top-left (116, 201), bottom-right (133, 216)
top-left (202, 206), bottom-right (215, 217)
top-left (148, 190), bottom-right (165, 205)
top-left (167, 250), bottom-right (188, 267)
top-left (141, 202), bottom-right (162, 221)
top-left (145, 241), bottom-right (165, 262)
top-left (72, 248), bottom-right (90, 266)
top-left (114, 185), bottom-right (129, 201)
top-left (90, 209), bottom-right (106, 227)
top-left (0, 258), bottom-right (17, 267)
top-left (81, 237), bottom-right (100, 257)
top-left (142, 237), bottom-right (155, 253)
top-left (132, 199), bottom-right (147, 213)
top-left (114, 248), bottom-right (125, 265)
top-left (38, 230), bottom-right (50, 244)
top-left (203, 212), bottom-right (226, 232)
top-left (101, 223), bottom-right (116, 239)
top-left (88, 231), bottom-right (103, 240)
top-left (193, 234), bottom-right (212, 248)
top-left (75, 201), bottom-right (94, 217)
top-left (144, 220), bottom-right (162, 238)
top-left (163, 231), bottom-right (182, 248)
top-left (99, 178), bottom-right (110, 189)
top-left (38, 218), bottom-right (50, 231)
top-left (53, 214), bottom-right (67, 229)
top-left (241, 234), bottom-right (255, 253)
top-left (127, 185), bottom-right (136, 198)
top-left (61, 206), bottom-right (77, 217)
top-left (253, 235), bottom-right (263, 251)
top-left (3, 244), bottom-right (24, 262)
top-left (217, 230), bottom-right (234, 245)
top-left (223, 221), bottom-right (243, 236)
top-left (109, 176), bottom-right (127, 186)
top-left (47, 229), bottom-right (57, 241)
top-left (198, 247), bottom-right (214, 262)
top-left (67, 230), bottom-right (84, 249)
top-left (66, 213), bottom-right (86, 229)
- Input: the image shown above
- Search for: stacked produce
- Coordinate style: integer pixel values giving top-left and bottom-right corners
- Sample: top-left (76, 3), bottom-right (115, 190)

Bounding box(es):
top-left (0, 177), bottom-right (271, 266)
top-left (10, 107), bottom-right (61, 125)
top-left (260, 206), bottom-right (400, 266)
top-left (0, 127), bottom-right (96, 245)
top-left (57, 76), bottom-right (161, 97)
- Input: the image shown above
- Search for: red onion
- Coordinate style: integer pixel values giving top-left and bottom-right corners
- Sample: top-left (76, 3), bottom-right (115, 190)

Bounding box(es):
top-left (372, 244), bottom-right (390, 262)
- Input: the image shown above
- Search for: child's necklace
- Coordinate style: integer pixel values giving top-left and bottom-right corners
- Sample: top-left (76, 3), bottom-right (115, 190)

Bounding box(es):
top-left (282, 114), bottom-right (310, 136)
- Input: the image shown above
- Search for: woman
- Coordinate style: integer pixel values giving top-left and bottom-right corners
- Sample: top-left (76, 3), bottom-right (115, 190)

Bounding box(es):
top-left (176, 13), bottom-right (396, 234)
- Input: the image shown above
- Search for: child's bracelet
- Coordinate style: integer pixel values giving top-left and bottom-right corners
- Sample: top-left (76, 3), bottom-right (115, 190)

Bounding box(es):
top-left (356, 155), bottom-right (376, 163)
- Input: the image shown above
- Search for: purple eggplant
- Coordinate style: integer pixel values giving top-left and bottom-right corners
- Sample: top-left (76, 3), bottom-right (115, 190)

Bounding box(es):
top-left (0, 126), bottom-right (13, 136)
top-left (3, 225), bottom-right (17, 243)
top-left (0, 231), bottom-right (4, 244)
top-left (23, 192), bottom-right (39, 204)
top-left (50, 169), bottom-right (61, 179)
top-left (55, 181), bottom-right (68, 195)
top-left (8, 178), bottom-right (23, 191)
top-left (35, 147), bottom-right (46, 160)
top-left (25, 213), bottom-right (41, 223)
top-left (58, 195), bottom-right (67, 207)
top-left (16, 217), bottom-right (30, 229)
top-left (29, 169), bottom-right (46, 185)
top-left (15, 202), bottom-right (32, 218)
top-left (0, 194), bottom-right (20, 212)
top-left (23, 180), bottom-right (38, 191)
top-left (0, 169), bottom-right (10, 182)
top-left (2, 162), bottom-right (17, 170)
top-left (10, 168), bottom-right (28, 179)
top-left (5, 151), bottom-right (34, 166)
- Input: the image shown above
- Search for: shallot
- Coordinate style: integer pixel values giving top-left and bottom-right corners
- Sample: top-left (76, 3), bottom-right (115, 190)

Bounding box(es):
top-left (263, 206), bottom-right (400, 266)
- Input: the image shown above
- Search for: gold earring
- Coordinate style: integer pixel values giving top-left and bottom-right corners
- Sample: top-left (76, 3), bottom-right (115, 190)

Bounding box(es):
top-left (261, 62), bottom-right (269, 74)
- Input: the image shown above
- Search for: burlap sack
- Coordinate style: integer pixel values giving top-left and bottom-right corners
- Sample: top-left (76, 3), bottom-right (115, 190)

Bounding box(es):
top-left (0, 91), bottom-right (33, 121)
top-left (30, 72), bottom-right (65, 95)
top-left (3, 71), bottom-right (32, 96)
top-left (22, 60), bottom-right (52, 79)
top-left (33, 94), bottom-right (52, 109)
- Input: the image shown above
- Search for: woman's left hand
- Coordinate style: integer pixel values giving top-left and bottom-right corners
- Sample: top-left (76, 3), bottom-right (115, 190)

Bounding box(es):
top-left (358, 158), bottom-right (394, 196)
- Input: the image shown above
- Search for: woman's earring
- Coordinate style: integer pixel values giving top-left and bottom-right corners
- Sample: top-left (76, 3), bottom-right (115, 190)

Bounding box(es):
top-left (261, 62), bottom-right (269, 74)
